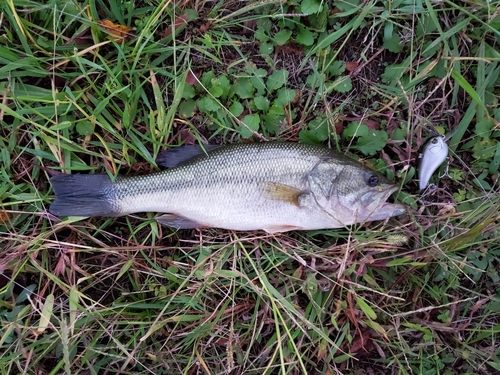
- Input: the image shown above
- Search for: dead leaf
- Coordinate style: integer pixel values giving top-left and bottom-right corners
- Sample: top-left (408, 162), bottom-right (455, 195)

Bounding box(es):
top-left (293, 265), bottom-right (303, 279)
top-left (345, 292), bottom-right (361, 332)
top-left (178, 128), bottom-right (196, 145)
top-left (470, 297), bottom-right (490, 317)
top-left (186, 70), bottom-right (201, 85)
top-left (316, 338), bottom-right (328, 361)
top-left (203, 259), bottom-right (214, 277)
top-left (101, 151), bottom-right (117, 175)
top-left (199, 21), bottom-right (212, 33)
top-left (162, 13), bottom-right (189, 38)
top-left (242, 19), bottom-right (257, 35)
top-left (0, 210), bottom-right (11, 222)
top-left (340, 116), bottom-right (379, 130)
top-left (362, 118), bottom-right (379, 130)
top-left (54, 255), bottom-right (67, 277)
top-left (333, 119), bottom-right (343, 134)
top-left (66, 26), bottom-right (93, 46)
top-left (96, 20), bottom-right (134, 42)
top-left (437, 203), bottom-right (456, 216)
top-left (275, 42), bottom-right (304, 56)
top-left (346, 61), bottom-right (359, 72)
top-left (350, 329), bottom-right (373, 356)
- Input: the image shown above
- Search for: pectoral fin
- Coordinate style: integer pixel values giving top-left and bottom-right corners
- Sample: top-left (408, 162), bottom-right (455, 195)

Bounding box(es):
top-left (261, 182), bottom-right (310, 207)
top-left (156, 214), bottom-right (205, 229)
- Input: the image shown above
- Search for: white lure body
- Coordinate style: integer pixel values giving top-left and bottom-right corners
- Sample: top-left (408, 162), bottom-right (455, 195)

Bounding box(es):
top-left (418, 135), bottom-right (449, 191)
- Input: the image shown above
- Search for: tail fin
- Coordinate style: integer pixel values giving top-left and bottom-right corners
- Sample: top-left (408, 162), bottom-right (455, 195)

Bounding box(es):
top-left (49, 174), bottom-right (120, 217)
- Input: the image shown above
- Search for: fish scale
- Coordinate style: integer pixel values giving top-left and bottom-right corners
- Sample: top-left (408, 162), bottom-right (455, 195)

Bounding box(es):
top-left (49, 142), bottom-right (405, 232)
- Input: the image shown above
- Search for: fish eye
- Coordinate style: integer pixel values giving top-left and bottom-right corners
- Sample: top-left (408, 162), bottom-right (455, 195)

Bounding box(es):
top-left (367, 173), bottom-right (379, 187)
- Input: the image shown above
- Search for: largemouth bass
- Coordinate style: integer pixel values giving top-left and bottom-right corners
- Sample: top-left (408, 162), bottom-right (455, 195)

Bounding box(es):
top-left (49, 142), bottom-right (405, 233)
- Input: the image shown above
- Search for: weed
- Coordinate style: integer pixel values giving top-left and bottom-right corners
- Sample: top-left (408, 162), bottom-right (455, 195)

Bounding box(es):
top-left (1, 0), bottom-right (499, 374)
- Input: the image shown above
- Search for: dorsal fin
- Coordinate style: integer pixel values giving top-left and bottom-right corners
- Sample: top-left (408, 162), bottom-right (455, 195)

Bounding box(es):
top-left (156, 144), bottom-right (221, 168)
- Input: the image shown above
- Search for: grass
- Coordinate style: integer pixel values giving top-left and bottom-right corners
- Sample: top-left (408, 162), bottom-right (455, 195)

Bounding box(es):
top-left (1, 0), bottom-right (500, 374)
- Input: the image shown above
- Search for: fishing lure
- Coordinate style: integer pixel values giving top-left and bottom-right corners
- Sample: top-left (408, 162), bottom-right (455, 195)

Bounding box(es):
top-left (417, 135), bottom-right (449, 191)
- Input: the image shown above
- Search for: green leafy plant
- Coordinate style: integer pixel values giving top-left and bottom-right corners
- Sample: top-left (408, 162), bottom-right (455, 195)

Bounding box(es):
top-left (178, 68), bottom-right (298, 138)
top-left (343, 122), bottom-right (389, 156)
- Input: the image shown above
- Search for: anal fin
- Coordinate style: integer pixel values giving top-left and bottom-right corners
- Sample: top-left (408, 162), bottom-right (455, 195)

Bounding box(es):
top-left (156, 214), bottom-right (205, 229)
top-left (263, 224), bottom-right (303, 233)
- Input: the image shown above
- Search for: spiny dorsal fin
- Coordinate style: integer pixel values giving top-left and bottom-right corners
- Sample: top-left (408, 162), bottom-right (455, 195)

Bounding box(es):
top-left (156, 144), bottom-right (221, 168)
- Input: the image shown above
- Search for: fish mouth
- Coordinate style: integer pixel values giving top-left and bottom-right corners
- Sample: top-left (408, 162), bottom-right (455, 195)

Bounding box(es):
top-left (361, 185), bottom-right (406, 221)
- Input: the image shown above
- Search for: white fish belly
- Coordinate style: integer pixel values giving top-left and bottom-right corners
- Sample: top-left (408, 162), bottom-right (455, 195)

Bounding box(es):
top-left (159, 177), bottom-right (341, 232)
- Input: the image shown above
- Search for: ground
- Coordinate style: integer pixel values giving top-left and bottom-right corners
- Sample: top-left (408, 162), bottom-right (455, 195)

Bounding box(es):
top-left (1, 0), bottom-right (500, 374)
